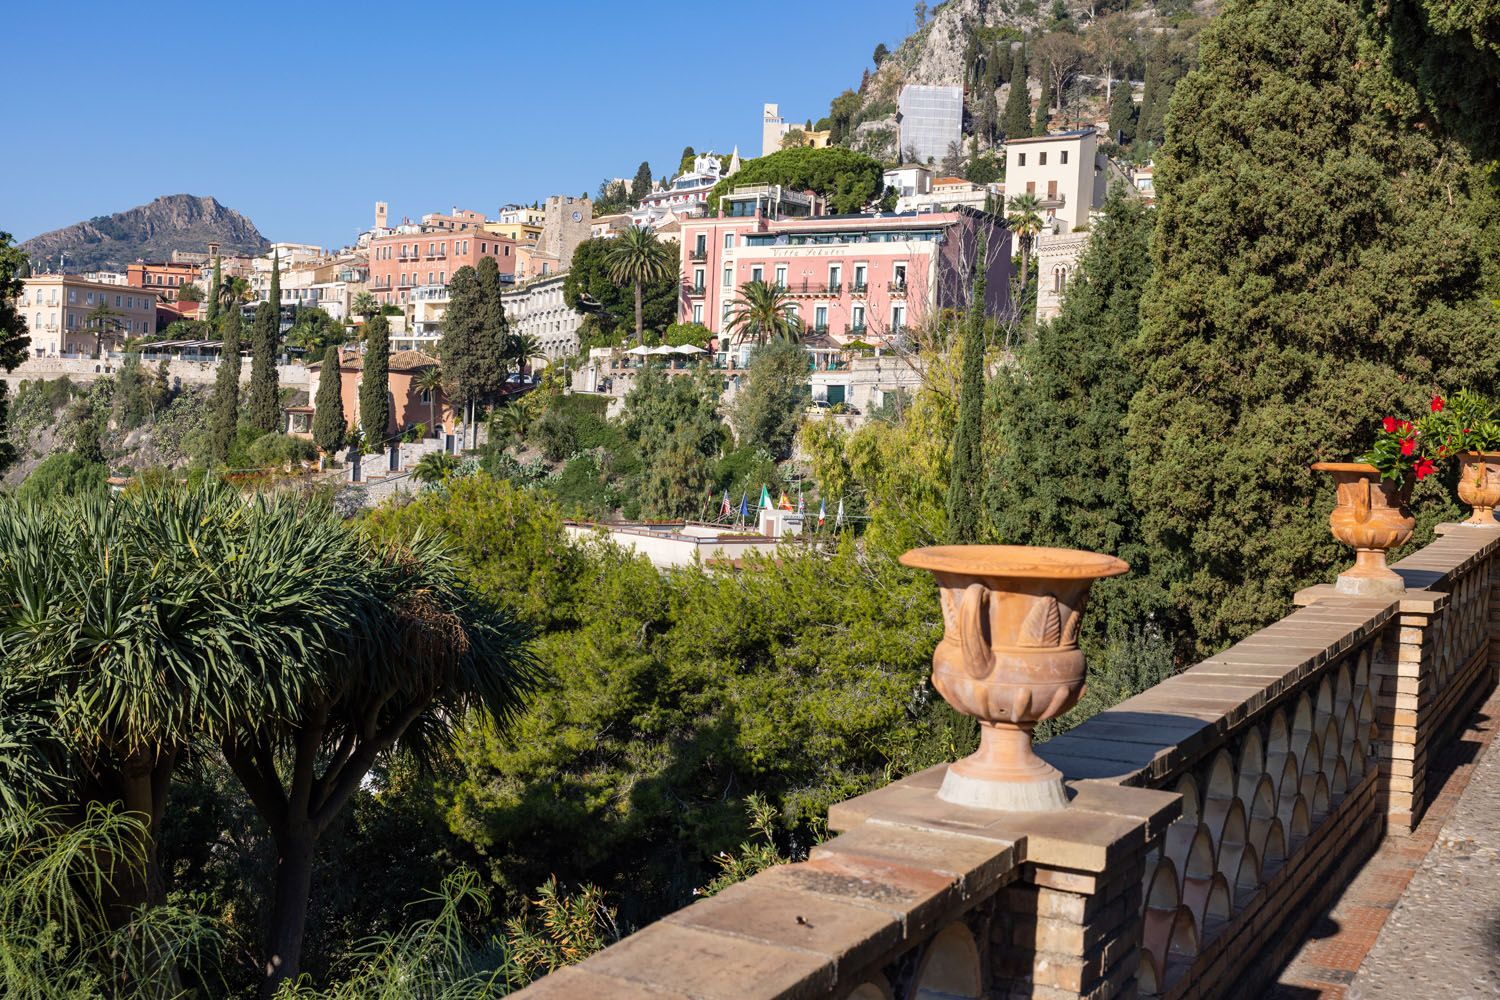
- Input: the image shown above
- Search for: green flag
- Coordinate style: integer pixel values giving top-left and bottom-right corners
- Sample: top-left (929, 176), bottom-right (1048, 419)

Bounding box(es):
top-left (759, 485), bottom-right (772, 509)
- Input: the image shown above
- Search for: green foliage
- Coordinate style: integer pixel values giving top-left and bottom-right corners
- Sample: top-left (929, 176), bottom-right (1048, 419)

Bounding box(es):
top-left (16, 451), bottom-right (108, 502)
top-left (0, 233), bottom-right (32, 472)
top-left (360, 315), bottom-right (391, 445)
top-left (716, 444), bottom-right (783, 500)
top-left (945, 232), bottom-right (988, 544)
top-left (245, 431), bottom-right (317, 469)
top-left (1001, 47), bottom-right (1032, 140)
top-left (825, 89), bottom-right (863, 145)
top-left (495, 876), bottom-right (619, 988)
top-left (413, 451), bottom-right (462, 483)
top-left (731, 339), bottom-right (807, 462)
top-left (563, 238), bottom-right (680, 347)
top-left (208, 308), bottom-right (242, 466)
top-left (696, 795), bottom-right (791, 897)
top-left (989, 192), bottom-right (1162, 646)
top-left (605, 227), bottom-right (675, 343)
top-left (206, 257), bottom-right (221, 324)
top-left (662, 321), bottom-right (712, 347)
top-left (965, 152), bottom-right (1003, 184)
top-left (114, 353), bottom-right (153, 430)
top-left (1127, 0), bottom-right (1500, 656)
top-left (175, 282), bottom-right (204, 303)
top-left (312, 346), bottom-right (346, 454)
top-left (705, 146), bottom-right (886, 215)
top-left (726, 280), bottom-right (802, 347)
top-left (630, 160), bottom-right (654, 202)
top-left (620, 365), bottom-right (726, 518)
top-left (287, 307), bottom-right (345, 356)
top-left (1107, 82), bottom-right (1137, 145)
top-left (248, 257), bottom-right (282, 435)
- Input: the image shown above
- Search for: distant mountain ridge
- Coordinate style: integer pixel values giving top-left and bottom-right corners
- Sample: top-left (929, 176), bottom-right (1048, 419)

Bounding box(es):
top-left (21, 194), bottom-right (270, 273)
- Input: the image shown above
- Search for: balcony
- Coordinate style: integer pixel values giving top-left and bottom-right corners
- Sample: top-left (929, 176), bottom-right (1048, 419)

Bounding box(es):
top-left (785, 280), bottom-right (845, 297)
top-left (888, 280), bottom-right (908, 296)
top-left (849, 323), bottom-right (867, 336)
top-left (510, 517), bottom-right (1500, 1000)
top-left (684, 283), bottom-right (706, 297)
top-left (689, 247), bottom-right (708, 261)
top-left (850, 281), bottom-right (869, 296)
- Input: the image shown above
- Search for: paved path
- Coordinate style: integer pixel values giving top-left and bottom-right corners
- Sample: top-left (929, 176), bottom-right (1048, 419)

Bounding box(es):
top-left (1268, 683), bottom-right (1500, 998)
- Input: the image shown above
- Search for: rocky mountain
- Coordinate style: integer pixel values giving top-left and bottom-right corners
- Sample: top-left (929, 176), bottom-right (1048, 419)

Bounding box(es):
top-left (21, 194), bottom-right (270, 272)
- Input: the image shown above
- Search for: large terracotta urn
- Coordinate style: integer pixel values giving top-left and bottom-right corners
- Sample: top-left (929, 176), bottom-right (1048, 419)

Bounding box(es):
top-left (1456, 452), bottom-right (1500, 526)
top-left (900, 545), bottom-right (1129, 811)
top-left (1311, 462), bottom-right (1414, 596)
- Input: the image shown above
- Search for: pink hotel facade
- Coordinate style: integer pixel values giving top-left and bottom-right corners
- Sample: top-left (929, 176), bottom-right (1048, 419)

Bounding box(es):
top-left (676, 192), bottom-right (1012, 346)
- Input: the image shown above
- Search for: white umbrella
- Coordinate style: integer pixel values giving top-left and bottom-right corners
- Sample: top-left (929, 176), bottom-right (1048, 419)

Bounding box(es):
top-left (625, 345), bottom-right (652, 355)
top-left (673, 344), bottom-right (707, 354)
top-left (648, 345), bottom-right (677, 355)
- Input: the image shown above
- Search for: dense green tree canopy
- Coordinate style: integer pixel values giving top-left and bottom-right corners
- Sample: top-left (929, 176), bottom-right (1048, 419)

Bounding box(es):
top-left (705, 146), bottom-right (886, 215)
top-left (1127, 0), bottom-right (1500, 655)
top-left (562, 237), bottom-right (680, 344)
top-left (0, 234), bottom-right (31, 472)
top-left (731, 339), bottom-right (807, 462)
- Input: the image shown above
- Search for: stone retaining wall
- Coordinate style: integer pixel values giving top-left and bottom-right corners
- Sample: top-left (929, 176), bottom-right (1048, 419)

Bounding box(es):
top-left (510, 525), bottom-right (1500, 1000)
top-left (0, 357), bottom-right (309, 390)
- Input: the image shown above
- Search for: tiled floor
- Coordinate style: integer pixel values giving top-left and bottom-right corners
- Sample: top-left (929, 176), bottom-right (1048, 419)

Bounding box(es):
top-left (1267, 682), bottom-right (1500, 999)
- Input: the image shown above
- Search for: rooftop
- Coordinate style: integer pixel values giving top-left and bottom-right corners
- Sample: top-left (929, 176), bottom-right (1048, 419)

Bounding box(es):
top-left (1005, 128), bottom-right (1098, 146)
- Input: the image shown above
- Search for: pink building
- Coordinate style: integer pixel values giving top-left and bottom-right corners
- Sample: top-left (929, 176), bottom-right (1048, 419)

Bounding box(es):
top-left (677, 188), bottom-right (1011, 348)
top-left (367, 210), bottom-right (515, 307)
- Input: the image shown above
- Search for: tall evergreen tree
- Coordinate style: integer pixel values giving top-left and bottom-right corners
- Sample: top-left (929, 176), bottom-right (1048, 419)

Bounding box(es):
top-left (359, 314), bottom-right (391, 447)
top-left (206, 255), bottom-right (221, 324)
top-left (311, 345), bottom-right (346, 455)
top-left (1126, 0), bottom-right (1500, 656)
top-left (1107, 83), bottom-right (1137, 145)
top-left (1001, 47), bottom-right (1032, 140)
top-left (989, 192), bottom-right (1158, 642)
top-left (439, 266), bottom-right (481, 448)
top-left (209, 306), bottom-right (242, 465)
top-left (1034, 72), bottom-right (1054, 135)
top-left (630, 160), bottom-right (654, 201)
top-left (944, 231), bottom-right (988, 544)
top-left (0, 234), bottom-right (30, 473)
top-left (247, 251), bottom-right (281, 434)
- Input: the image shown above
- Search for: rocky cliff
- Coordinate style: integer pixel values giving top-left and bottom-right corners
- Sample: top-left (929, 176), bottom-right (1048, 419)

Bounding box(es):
top-left (22, 194), bottom-right (270, 272)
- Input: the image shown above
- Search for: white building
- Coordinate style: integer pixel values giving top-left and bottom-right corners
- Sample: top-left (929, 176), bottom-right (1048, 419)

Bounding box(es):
top-left (500, 273), bottom-right (582, 362)
top-left (1003, 129), bottom-right (1107, 235)
top-left (630, 151), bottom-right (739, 228)
top-left (898, 85), bottom-right (963, 165)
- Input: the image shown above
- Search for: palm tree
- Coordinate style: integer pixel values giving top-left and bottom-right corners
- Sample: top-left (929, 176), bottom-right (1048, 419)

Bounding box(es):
top-left (413, 365), bottom-right (444, 437)
top-left (725, 280), bottom-right (802, 346)
top-left (507, 332), bottom-right (542, 373)
top-left (490, 402), bottom-right (531, 445)
top-left (412, 451), bottom-right (461, 483)
top-left (1005, 192), bottom-right (1046, 290)
top-left (351, 291), bottom-right (379, 320)
top-left (83, 301), bottom-right (122, 358)
top-left (603, 225), bottom-right (672, 343)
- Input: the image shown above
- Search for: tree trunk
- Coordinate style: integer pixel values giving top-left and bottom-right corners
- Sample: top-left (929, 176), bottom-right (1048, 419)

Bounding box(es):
top-left (634, 281), bottom-right (644, 342)
top-left (261, 826), bottom-right (317, 998)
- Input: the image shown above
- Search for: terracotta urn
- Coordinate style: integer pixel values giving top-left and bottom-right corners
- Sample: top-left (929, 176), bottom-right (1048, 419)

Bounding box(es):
top-left (1311, 462), bottom-right (1414, 597)
top-left (1455, 452), bottom-right (1500, 526)
top-left (899, 545), bottom-right (1129, 811)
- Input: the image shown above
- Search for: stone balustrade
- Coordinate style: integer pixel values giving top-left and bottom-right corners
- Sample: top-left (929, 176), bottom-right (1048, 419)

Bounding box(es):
top-left (511, 525), bottom-right (1500, 1000)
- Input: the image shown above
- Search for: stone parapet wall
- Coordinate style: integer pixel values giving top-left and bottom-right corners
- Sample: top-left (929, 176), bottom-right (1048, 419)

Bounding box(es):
top-left (509, 526), bottom-right (1500, 1000)
top-left (1, 356), bottom-right (310, 390)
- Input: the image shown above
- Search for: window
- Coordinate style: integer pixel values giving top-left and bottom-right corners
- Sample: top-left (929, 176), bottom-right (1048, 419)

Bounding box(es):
top-left (721, 303), bottom-right (732, 326)
top-left (419, 387), bottom-right (432, 404)
top-left (1026, 181), bottom-right (1036, 194)
top-left (723, 232), bottom-right (734, 249)
top-left (1061, 150), bottom-right (1069, 164)
top-left (751, 265), bottom-right (764, 283)
top-left (693, 267), bottom-right (705, 290)
top-left (1053, 266), bottom-right (1067, 293)
top-left (893, 263), bottom-right (907, 287)
top-left (429, 271), bottom-right (435, 283)
top-left (1047, 180), bottom-right (1058, 199)
top-left (439, 271), bottom-right (446, 284)
top-left (829, 264), bottom-right (842, 288)
top-left (787, 304), bottom-right (798, 323)
top-left (814, 305), bottom-right (827, 329)
top-left (892, 304), bottom-right (906, 331)
top-left (695, 234), bottom-right (706, 254)
top-left (1018, 153), bottom-right (1026, 167)
top-left (774, 265), bottom-right (787, 288)
top-left (723, 266), bottom-right (733, 287)
top-left (693, 303), bottom-right (704, 323)
top-left (114, 295), bottom-right (122, 307)
top-left (853, 264), bottom-right (867, 289)
top-left (481, 242), bottom-right (488, 254)
top-left (1039, 152), bottom-right (1047, 166)
top-left (851, 305), bottom-right (865, 329)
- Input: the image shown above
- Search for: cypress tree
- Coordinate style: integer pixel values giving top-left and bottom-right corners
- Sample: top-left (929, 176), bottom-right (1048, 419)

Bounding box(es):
top-left (1034, 72), bottom-right (1054, 135)
top-left (1107, 83), bottom-right (1137, 146)
top-left (989, 192), bottom-right (1158, 641)
top-left (209, 306), bottom-right (242, 465)
top-left (944, 230), bottom-right (989, 544)
top-left (1001, 47), bottom-right (1032, 140)
top-left (247, 251), bottom-right (281, 433)
top-left (206, 255), bottom-right (221, 324)
top-left (359, 314), bottom-right (391, 447)
top-left (1126, 0), bottom-right (1500, 656)
top-left (311, 345), bottom-right (346, 455)
top-left (439, 266), bottom-right (482, 448)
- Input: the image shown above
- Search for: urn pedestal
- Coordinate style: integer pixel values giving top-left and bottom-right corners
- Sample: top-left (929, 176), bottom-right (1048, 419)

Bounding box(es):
top-left (1311, 462), bottom-right (1415, 597)
top-left (899, 545), bottom-right (1129, 812)
top-left (1456, 452), bottom-right (1500, 526)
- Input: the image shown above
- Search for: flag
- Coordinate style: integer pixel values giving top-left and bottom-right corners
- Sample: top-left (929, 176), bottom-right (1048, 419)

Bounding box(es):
top-left (778, 491), bottom-right (792, 511)
top-left (759, 485), bottom-right (772, 510)
top-left (739, 492), bottom-right (749, 522)
top-left (835, 498), bottom-right (845, 528)
top-left (818, 499), bottom-right (826, 526)
top-left (720, 490), bottom-right (731, 516)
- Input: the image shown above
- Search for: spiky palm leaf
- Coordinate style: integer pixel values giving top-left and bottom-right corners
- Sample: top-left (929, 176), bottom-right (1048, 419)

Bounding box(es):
top-left (725, 280), bottom-right (802, 347)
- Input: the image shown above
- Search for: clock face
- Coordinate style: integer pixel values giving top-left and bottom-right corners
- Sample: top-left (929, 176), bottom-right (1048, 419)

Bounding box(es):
top-left (571, 210), bottom-right (582, 222)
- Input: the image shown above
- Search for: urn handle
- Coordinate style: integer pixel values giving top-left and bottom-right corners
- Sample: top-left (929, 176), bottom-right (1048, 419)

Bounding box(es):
top-left (1354, 475), bottom-right (1371, 524)
top-left (957, 582), bottom-right (993, 679)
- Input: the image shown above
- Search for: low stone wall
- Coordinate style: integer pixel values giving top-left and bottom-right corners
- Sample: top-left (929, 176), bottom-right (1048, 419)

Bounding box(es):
top-left (1, 357), bottom-right (309, 390)
top-left (510, 525), bottom-right (1500, 1000)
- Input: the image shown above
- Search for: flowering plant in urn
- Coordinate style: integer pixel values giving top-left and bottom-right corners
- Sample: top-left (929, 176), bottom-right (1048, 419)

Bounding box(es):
top-left (1420, 390), bottom-right (1500, 525)
top-left (900, 545), bottom-right (1128, 812)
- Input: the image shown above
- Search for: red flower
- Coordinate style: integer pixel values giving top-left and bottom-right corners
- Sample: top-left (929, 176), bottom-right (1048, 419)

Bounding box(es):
top-left (1431, 396), bottom-right (1445, 413)
top-left (1383, 416), bottom-right (1398, 433)
top-left (1401, 437), bottom-right (1417, 456)
top-left (1414, 457), bottom-right (1437, 480)
top-left (1398, 420), bottom-right (1413, 434)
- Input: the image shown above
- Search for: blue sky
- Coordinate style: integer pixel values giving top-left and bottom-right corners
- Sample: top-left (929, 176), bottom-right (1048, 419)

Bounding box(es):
top-left (1, 1), bottom-right (914, 250)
